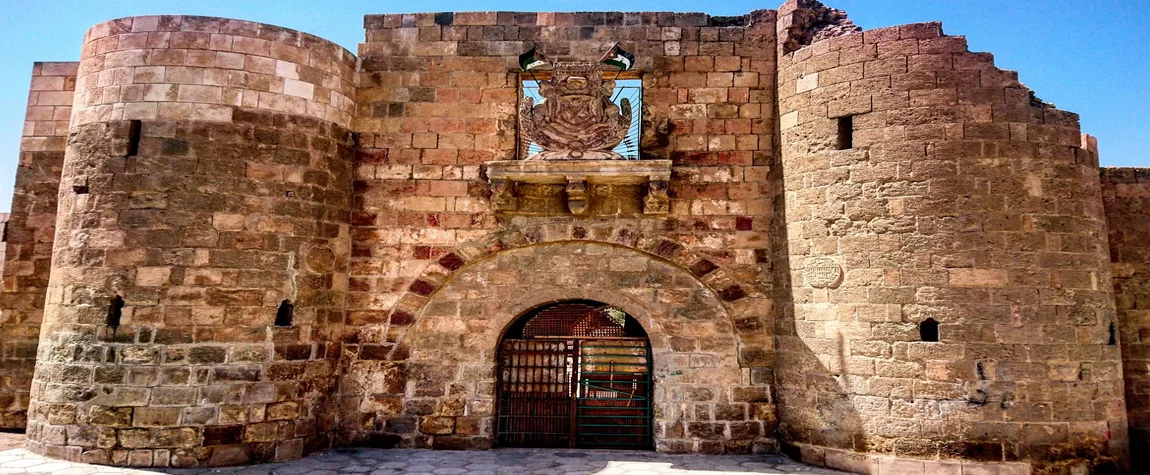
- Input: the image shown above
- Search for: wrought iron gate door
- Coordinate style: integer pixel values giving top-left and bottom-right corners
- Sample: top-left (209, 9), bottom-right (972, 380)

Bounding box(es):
top-left (497, 337), bottom-right (652, 449)
top-left (574, 338), bottom-right (651, 448)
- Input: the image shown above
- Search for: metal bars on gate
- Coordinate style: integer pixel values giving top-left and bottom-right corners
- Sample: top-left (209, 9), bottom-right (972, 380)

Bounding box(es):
top-left (497, 337), bottom-right (651, 449)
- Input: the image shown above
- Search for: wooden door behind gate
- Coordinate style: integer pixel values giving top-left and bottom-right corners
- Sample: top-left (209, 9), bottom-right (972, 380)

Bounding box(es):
top-left (495, 300), bottom-right (652, 449)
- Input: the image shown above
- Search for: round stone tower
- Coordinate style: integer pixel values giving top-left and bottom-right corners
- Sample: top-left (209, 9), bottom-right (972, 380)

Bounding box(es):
top-left (774, 18), bottom-right (1128, 475)
top-left (25, 16), bottom-right (356, 467)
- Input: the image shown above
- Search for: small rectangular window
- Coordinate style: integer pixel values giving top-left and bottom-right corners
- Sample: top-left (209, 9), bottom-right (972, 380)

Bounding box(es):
top-left (836, 115), bottom-right (853, 150)
top-left (126, 120), bottom-right (142, 157)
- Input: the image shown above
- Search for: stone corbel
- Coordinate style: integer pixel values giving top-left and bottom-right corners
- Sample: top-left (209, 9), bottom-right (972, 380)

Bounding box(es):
top-left (644, 178), bottom-right (669, 215)
top-left (490, 178), bottom-right (517, 211)
top-left (565, 177), bottom-right (589, 215)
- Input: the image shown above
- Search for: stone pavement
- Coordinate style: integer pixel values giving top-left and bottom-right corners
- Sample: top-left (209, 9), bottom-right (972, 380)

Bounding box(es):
top-left (0, 440), bottom-right (849, 475)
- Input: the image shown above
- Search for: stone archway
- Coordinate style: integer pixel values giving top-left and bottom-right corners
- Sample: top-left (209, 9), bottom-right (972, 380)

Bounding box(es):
top-left (385, 223), bottom-right (772, 367)
top-left (363, 240), bottom-right (773, 454)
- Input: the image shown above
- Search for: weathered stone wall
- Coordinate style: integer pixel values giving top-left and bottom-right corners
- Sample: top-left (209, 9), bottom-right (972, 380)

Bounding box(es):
top-left (775, 4), bottom-right (1127, 473)
top-left (24, 16), bottom-right (356, 467)
top-left (342, 229), bottom-right (771, 452)
top-left (70, 16), bottom-right (355, 127)
top-left (343, 10), bottom-right (780, 452)
top-left (381, 241), bottom-right (756, 451)
top-left (0, 3), bottom-right (1138, 473)
top-left (0, 62), bottom-right (77, 429)
top-left (1102, 167), bottom-right (1150, 472)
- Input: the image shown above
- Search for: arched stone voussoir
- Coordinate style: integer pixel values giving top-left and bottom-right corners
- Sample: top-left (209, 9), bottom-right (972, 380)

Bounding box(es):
top-left (387, 222), bottom-right (762, 335)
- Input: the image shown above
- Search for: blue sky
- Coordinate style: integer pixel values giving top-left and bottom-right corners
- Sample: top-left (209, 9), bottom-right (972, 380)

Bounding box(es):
top-left (0, 0), bottom-right (1146, 211)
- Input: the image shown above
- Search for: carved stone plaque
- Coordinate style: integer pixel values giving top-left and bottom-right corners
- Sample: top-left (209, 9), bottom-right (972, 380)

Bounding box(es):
top-left (805, 257), bottom-right (842, 288)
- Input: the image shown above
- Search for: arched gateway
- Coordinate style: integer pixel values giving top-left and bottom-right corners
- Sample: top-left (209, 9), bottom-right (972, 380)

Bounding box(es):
top-left (496, 300), bottom-right (652, 449)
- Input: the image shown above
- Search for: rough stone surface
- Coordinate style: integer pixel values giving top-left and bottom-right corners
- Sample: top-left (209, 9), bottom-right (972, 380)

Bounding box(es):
top-left (0, 4), bottom-right (1141, 475)
top-left (1102, 167), bottom-right (1150, 472)
top-left (776, 13), bottom-right (1125, 475)
top-left (0, 62), bottom-right (76, 430)
top-left (19, 15), bottom-right (358, 468)
top-left (346, 7), bottom-right (778, 458)
top-left (778, 0), bottom-right (862, 53)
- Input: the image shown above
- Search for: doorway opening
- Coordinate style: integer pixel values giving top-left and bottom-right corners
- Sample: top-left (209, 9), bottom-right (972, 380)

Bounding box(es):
top-left (495, 300), bottom-right (652, 449)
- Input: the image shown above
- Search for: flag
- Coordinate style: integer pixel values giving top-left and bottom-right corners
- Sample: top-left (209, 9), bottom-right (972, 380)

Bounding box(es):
top-left (518, 46), bottom-right (547, 71)
top-left (600, 43), bottom-right (635, 71)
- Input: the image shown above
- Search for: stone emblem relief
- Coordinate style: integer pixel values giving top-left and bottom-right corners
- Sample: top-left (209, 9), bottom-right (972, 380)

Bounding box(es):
top-left (804, 257), bottom-right (843, 288)
top-left (520, 62), bottom-right (632, 160)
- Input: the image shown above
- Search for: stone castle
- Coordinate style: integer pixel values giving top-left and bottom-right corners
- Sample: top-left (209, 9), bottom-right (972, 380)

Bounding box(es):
top-left (0, 1), bottom-right (1146, 473)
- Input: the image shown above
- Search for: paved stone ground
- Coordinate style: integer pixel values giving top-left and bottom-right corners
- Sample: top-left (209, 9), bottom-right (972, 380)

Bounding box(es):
top-left (0, 437), bottom-right (849, 475)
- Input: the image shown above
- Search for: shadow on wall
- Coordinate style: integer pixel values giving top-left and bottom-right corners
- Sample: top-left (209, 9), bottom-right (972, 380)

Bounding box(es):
top-left (768, 161), bottom-right (866, 464)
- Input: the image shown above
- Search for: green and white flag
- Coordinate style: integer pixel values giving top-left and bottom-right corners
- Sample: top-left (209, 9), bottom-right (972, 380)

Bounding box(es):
top-left (518, 46), bottom-right (548, 71)
top-left (600, 43), bottom-right (635, 70)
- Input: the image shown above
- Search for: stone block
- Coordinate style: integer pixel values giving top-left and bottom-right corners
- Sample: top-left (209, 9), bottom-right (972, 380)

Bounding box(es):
top-left (420, 416), bottom-right (454, 435)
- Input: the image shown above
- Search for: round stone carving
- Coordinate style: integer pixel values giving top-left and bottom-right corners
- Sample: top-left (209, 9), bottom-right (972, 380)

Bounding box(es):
top-left (804, 257), bottom-right (842, 288)
top-left (305, 246), bottom-right (336, 273)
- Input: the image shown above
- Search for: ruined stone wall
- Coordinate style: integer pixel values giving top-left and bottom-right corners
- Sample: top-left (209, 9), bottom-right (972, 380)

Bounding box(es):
top-left (344, 11), bottom-right (779, 453)
top-left (25, 16), bottom-right (356, 467)
top-left (0, 62), bottom-right (77, 429)
top-left (774, 5), bottom-right (1127, 473)
top-left (1102, 166), bottom-right (1150, 472)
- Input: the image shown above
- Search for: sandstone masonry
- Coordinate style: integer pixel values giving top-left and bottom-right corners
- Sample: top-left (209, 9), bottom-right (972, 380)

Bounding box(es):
top-left (0, 1), bottom-right (1142, 474)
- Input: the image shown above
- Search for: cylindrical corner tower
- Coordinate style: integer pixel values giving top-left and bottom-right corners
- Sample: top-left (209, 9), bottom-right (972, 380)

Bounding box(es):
top-left (26, 15), bottom-right (357, 467)
top-left (775, 21), bottom-right (1127, 474)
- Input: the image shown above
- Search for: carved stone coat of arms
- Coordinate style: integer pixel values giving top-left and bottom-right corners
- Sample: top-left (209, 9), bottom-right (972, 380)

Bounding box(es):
top-left (520, 62), bottom-right (632, 160)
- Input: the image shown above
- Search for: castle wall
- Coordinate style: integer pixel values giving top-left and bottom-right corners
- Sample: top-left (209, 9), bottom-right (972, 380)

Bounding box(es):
top-left (379, 241), bottom-right (755, 451)
top-left (0, 62), bottom-right (77, 429)
top-left (0, 3), bottom-right (1138, 473)
top-left (1101, 167), bottom-right (1150, 471)
top-left (774, 7), bottom-right (1127, 473)
top-left (343, 11), bottom-right (781, 452)
top-left (24, 16), bottom-right (356, 467)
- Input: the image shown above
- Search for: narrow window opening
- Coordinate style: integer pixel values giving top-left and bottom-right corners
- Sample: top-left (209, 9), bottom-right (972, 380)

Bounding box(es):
top-left (1109, 322), bottom-right (1117, 346)
top-left (126, 120), bottom-right (142, 157)
top-left (106, 295), bottom-right (124, 328)
top-left (1, 221), bottom-right (7, 243)
top-left (72, 184), bottom-right (89, 195)
top-left (836, 115), bottom-right (853, 150)
top-left (919, 317), bottom-right (939, 342)
top-left (275, 299), bottom-right (294, 327)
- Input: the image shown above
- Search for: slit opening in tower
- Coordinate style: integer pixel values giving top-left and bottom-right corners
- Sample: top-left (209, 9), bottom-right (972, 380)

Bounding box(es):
top-left (106, 295), bottom-right (124, 328)
top-left (836, 115), bottom-right (853, 150)
top-left (1109, 322), bottom-right (1117, 345)
top-left (126, 120), bottom-right (142, 157)
top-left (275, 299), bottom-right (295, 327)
top-left (920, 317), bottom-right (939, 342)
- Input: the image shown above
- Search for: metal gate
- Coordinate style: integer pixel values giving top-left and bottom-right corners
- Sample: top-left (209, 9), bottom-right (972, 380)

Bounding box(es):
top-left (496, 302), bottom-right (652, 449)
